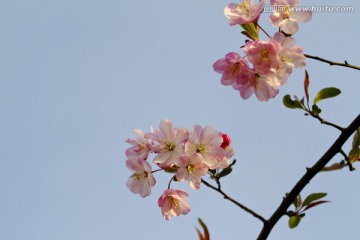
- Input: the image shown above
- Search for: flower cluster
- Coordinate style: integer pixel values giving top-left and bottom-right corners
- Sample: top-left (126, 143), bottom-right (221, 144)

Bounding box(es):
top-left (125, 119), bottom-right (235, 220)
top-left (213, 0), bottom-right (312, 101)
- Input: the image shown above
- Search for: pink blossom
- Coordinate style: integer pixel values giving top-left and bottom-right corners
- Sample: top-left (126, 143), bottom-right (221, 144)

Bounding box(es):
top-left (125, 128), bottom-right (154, 161)
top-left (158, 189), bottom-right (190, 220)
top-left (126, 159), bottom-right (156, 198)
top-left (273, 64), bottom-right (293, 86)
top-left (235, 70), bottom-right (280, 101)
top-left (175, 154), bottom-right (209, 190)
top-left (243, 39), bottom-right (282, 74)
top-left (224, 0), bottom-right (266, 25)
top-left (254, 72), bottom-right (280, 101)
top-left (185, 125), bottom-right (224, 169)
top-left (273, 32), bottom-right (306, 69)
top-left (212, 52), bottom-right (252, 87)
top-left (145, 119), bottom-right (188, 169)
top-left (221, 145), bottom-right (235, 168)
top-left (270, 0), bottom-right (312, 35)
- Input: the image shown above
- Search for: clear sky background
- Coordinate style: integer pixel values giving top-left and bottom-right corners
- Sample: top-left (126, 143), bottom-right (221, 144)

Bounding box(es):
top-left (1, 0), bottom-right (359, 239)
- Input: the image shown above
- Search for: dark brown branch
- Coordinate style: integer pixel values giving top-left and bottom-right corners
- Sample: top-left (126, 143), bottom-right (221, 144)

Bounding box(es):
top-left (201, 179), bottom-right (266, 224)
top-left (257, 114), bottom-right (360, 240)
top-left (305, 54), bottom-right (360, 71)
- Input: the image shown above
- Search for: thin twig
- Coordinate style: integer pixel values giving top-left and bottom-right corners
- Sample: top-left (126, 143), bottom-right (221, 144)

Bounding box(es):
top-left (201, 179), bottom-right (266, 224)
top-left (254, 22), bottom-right (270, 38)
top-left (305, 54), bottom-right (360, 71)
top-left (340, 149), bottom-right (355, 171)
top-left (310, 113), bottom-right (345, 131)
top-left (151, 168), bottom-right (164, 174)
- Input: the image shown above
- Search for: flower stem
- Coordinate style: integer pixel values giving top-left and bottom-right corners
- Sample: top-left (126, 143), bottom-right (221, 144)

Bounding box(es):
top-left (254, 22), bottom-right (270, 38)
top-left (167, 175), bottom-right (175, 189)
top-left (201, 179), bottom-right (266, 224)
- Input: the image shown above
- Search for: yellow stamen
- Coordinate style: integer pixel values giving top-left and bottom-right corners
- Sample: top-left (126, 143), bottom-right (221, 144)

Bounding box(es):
top-left (238, 1), bottom-right (250, 14)
top-left (171, 197), bottom-right (179, 209)
top-left (227, 62), bottom-right (241, 75)
top-left (187, 164), bottom-right (196, 174)
top-left (165, 141), bottom-right (175, 151)
top-left (131, 171), bottom-right (148, 181)
top-left (196, 142), bottom-right (207, 154)
top-left (261, 49), bottom-right (269, 61)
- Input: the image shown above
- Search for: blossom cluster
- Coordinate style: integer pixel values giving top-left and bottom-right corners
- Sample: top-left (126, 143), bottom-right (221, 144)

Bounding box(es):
top-left (125, 119), bottom-right (234, 220)
top-left (213, 0), bottom-right (312, 101)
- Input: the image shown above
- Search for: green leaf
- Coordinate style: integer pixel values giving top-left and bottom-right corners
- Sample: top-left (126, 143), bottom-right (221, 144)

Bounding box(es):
top-left (241, 31), bottom-right (257, 41)
top-left (217, 167), bottom-right (232, 179)
top-left (302, 193), bottom-right (327, 207)
top-left (349, 128), bottom-right (360, 162)
top-left (351, 127), bottom-right (360, 149)
top-left (313, 87), bottom-right (341, 105)
top-left (283, 95), bottom-right (304, 109)
top-left (292, 195), bottom-right (298, 209)
top-left (311, 104), bottom-right (322, 115)
top-left (288, 215), bottom-right (302, 229)
top-left (240, 22), bottom-right (259, 40)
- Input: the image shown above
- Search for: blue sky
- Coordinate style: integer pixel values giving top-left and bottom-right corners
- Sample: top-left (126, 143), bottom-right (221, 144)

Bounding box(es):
top-left (1, 0), bottom-right (359, 239)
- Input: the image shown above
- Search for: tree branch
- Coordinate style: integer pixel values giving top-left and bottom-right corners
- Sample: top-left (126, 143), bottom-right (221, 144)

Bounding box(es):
top-left (305, 54), bottom-right (360, 71)
top-left (201, 179), bottom-right (266, 224)
top-left (257, 114), bottom-right (360, 240)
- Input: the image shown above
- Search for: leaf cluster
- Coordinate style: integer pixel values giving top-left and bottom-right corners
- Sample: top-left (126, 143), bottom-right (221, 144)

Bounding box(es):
top-left (287, 193), bottom-right (329, 229)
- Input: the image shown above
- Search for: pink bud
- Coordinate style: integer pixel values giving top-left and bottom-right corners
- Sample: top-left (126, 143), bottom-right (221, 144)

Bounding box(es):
top-left (220, 133), bottom-right (231, 149)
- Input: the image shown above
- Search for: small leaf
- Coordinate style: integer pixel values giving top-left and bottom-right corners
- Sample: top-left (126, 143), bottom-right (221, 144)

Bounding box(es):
top-left (349, 149), bottom-right (360, 163)
top-left (313, 87), bottom-right (341, 105)
top-left (293, 197), bottom-right (298, 209)
top-left (288, 215), bottom-right (302, 229)
top-left (283, 95), bottom-right (304, 109)
top-left (304, 70), bottom-right (310, 108)
top-left (241, 31), bottom-right (258, 41)
top-left (196, 218), bottom-right (210, 240)
top-left (216, 167), bottom-right (232, 179)
top-left (351, 127), bottom-right (360, 149)
top-left (349, 128), bottom-right (360, 162)
top-left (303, 200), bottom-right (330, 211)
top-left (196, 228), bottom-right (205, 240)
top-left (240, 22), bottom-right (259, 40)
top-left (311, 104), bottom-right (322, 115)
top-left (297, 194), bottom-right (302, 209)
top-left (321, 162), bottom-right (346, 171)
top-left (302, 193), bottom-right (327, 207)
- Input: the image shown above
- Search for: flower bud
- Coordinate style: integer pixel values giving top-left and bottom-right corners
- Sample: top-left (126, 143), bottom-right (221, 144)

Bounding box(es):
top-left (220, 133), bottom-right (231, 149)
